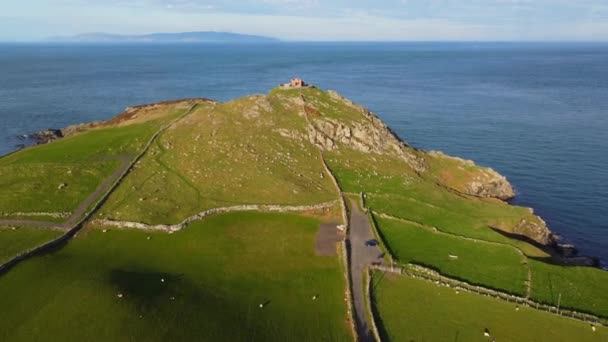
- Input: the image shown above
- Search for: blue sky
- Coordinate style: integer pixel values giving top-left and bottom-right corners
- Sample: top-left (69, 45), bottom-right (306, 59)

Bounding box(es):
top-left (2, 0), bottom-right (608, 41)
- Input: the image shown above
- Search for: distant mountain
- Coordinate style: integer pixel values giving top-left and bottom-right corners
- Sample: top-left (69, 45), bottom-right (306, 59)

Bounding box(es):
top-left (47, 31), bottom-right (280, 43)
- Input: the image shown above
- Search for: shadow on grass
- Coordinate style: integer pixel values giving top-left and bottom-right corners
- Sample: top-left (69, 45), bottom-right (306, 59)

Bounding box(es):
top-left (105, 268), bottom-right (286, 341)
top-left (109, 269), bottom-right (183, 303)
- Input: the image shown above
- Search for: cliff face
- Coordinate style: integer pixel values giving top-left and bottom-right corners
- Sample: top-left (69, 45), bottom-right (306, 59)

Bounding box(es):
top-left (513, 216), bottom-right (556, 246)
top-left (306, 91), bottom-right (426, 173)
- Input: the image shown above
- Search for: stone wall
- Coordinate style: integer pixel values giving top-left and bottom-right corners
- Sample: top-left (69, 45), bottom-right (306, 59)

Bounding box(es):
top-left (94, 201), bottom-right (338, 232)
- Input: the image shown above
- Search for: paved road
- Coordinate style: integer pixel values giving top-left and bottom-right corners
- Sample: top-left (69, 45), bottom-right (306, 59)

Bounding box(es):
top-left (348, 199), bottom-right (383, 342)
top-left (0, 155), bottom-right (133, 230)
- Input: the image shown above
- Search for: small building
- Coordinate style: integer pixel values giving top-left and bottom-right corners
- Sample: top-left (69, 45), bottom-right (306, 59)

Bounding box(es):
top-left (280, 78), bottom-right (308, 89)
top-left (290, 78), bottom-right (305, 87)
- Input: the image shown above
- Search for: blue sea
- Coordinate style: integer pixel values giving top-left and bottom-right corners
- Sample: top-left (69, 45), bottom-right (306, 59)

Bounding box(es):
top-left (1, 42), bottom-right (607, 264)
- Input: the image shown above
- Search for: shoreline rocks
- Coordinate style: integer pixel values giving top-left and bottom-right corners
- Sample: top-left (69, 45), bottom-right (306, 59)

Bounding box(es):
top-left (29, 129), bottom-right (64, 144)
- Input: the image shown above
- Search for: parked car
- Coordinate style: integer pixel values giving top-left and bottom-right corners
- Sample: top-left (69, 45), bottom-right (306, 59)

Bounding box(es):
top-left (365, 239), bottom-right (378, 247)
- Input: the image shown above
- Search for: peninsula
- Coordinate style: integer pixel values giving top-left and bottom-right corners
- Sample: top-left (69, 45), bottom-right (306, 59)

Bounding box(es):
top-left (47, 31), bottom-right (279, 43)
top-left (0, 81), bottom-right (605, 341)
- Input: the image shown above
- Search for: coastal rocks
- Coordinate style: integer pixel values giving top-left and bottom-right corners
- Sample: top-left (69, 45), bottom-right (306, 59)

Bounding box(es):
top-left (513, 216), bottom-right (555, 246)
top-left (30, 129), bottom-right (64, 144)
top-left (428, 151), bottom-right (516, 200)
top-left (465, 174), bottom-right (515, 201)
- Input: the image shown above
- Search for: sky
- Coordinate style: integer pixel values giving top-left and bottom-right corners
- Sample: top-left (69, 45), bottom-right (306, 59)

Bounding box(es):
top-left (2, 0), bottom-right (608, 41)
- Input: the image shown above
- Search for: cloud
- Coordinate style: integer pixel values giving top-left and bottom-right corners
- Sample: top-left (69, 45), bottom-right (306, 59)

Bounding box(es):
top-left (2, 0), bottom-right (607, 41)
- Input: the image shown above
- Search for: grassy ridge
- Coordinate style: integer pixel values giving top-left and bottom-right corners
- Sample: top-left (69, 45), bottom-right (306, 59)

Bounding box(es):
top-left (100, 95), bottom-right (337, 224)
top-left (372, 272), bottom-right (607, 342)
top-left (0, 212), bottom-right (350, 341)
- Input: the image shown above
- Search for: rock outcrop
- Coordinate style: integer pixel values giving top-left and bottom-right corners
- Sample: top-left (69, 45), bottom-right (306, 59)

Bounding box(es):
top-left (512, 215), bottom-right (555, 246)
top-left (30, 129), bottom-right (63, 144)
top-left (464, 172), bottom-right (515, 200)
top-left (306, 90), bottom-right (426, 172)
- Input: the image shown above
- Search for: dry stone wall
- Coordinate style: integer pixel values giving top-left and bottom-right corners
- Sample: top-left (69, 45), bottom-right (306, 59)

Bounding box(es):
top-left (94, 201), bottom-right (338, 232)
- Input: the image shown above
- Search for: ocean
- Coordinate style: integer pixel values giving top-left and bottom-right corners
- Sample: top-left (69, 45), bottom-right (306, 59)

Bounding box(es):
top-left (0, 42), bottom-right (606, 264)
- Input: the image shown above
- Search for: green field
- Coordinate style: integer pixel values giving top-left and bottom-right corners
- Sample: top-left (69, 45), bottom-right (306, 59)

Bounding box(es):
top-left (374, 215), bottom-right (528, 295)
top-left (325, 149), bottom-right (549, 258)
top-left (530, 260), bottom-right (608, 317)
top-left (0, 227), bottom-right (62, 263)
top-left (372, 272), bottom-right (607, 342)
top-left (0, 212), bottom-right (350, 341)
top-left (0, 106), bottom-right (187, 219)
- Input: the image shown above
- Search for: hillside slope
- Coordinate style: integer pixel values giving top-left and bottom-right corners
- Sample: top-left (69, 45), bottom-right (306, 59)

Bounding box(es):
top-left (91, 86), bottom-right (554, 247)
top-left (1, 83), bottom-right (606, 342)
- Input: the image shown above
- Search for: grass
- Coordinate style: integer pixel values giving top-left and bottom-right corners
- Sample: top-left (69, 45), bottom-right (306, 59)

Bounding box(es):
top-left (100, 94), bottom-right (337, 224)
top-left (375, 215), bottom-right (528, 295)
top-left (372, 272), bottom-right (607, 342)
top-left (0, 160), bottom-right (119, 215)
top-left (530, 260), bottom-right (608, 318)
top-left (0, 105), bottom-right (188, 219)
top-left (0, 212), bottom-right (350, 341)
top-left (325, 149), bottom-right (549, 258)
top-left (0, 227), bottom-right (62, 263)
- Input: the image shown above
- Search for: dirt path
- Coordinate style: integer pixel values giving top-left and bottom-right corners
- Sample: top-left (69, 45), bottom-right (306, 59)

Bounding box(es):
top-left (348, 199), bottom-right (383, 341)
top-left (0, 104), bottom-right (199, 232)
top-left (0, 105), bottom-right (200, 276)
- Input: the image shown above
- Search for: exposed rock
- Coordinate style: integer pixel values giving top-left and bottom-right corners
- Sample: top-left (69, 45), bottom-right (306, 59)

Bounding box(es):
top-left (557, 243), bottom-right (578, 258)
top-left (306, 91), bottom-right (426, 172)
top-left (465, 177), bottom-right (514, 201)
top-left (427, 151), bottom-right (515, 200)
top-left (31, 129), bottom-right (63, 144)
top-left (513, 216), bottom-right (555, 246)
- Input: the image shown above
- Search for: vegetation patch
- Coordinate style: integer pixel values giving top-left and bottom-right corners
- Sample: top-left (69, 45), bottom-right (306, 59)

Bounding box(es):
top-left (0, 105), bottom-right (188, 220)
top-left (0, 212), bottom-right (350, 341)
top-left (100, 96), bottom-right (337, 224)
top-left (530, 260), bottom-right (608, 317)
top-left (0, 227), bottom-right (62, 264)
top-left (372, 272), bottom-right (607, 342)
top-left (375, 215), bottom-right (528, 295)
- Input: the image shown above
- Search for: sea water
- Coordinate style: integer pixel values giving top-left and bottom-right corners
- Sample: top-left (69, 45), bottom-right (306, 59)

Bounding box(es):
top-left (0, 42), bottom-right (606, 264)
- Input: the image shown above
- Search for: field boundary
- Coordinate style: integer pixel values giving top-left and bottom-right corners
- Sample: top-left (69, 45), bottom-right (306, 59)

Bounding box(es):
top-left (93, 201), bottom-right (338, 231)
top-left (371, 263), bottom-right (607, 326)
top-left (0, 104), bottom-right (200, 276)
top-left (320, 155), bottom-right (358, 341)
top-left (374, 211), bottom-right (532, 297)
top-left (365, 268), bottom-right (383, 342)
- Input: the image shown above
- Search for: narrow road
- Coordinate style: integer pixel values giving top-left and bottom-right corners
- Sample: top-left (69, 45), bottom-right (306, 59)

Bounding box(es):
top-left (348, 199), bottom-right (383, 342)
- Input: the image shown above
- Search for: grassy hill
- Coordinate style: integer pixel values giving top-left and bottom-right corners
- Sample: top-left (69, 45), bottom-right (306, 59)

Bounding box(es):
top-left (0, 83), bottom-right (606, 341)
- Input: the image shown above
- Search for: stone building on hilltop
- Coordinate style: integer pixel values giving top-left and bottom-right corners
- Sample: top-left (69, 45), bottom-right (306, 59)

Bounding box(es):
top-left (281, 78), bottom-right (308, 89)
